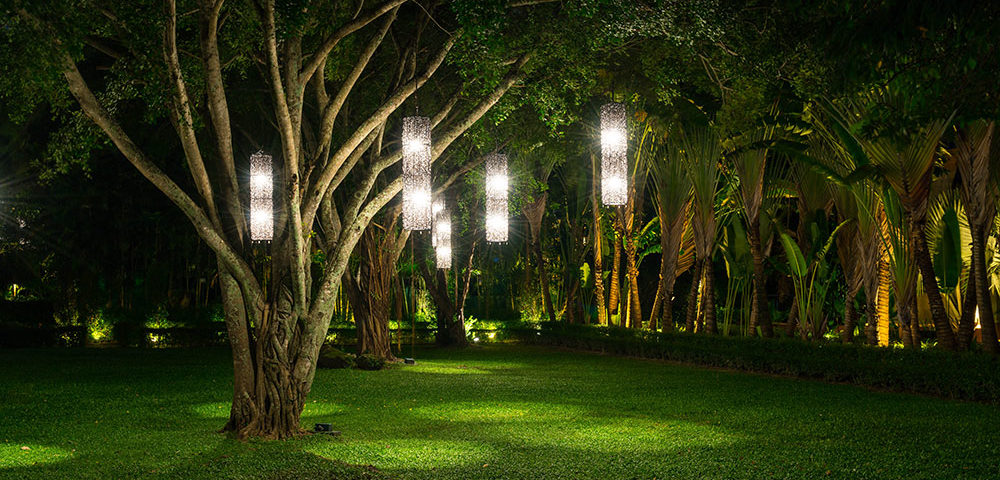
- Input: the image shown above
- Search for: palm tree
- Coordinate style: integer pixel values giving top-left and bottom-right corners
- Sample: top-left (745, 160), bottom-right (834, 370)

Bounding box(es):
top-left (681, 125), bottom-right (723, 334)
top-left (730, 125), bottom-right (778, 338)
top-left (649, 138), bottom-right (692, 331)
top-left (954, 121), bottom-right (999, 353)
top-left (825, 92), bottom-right (958, 350)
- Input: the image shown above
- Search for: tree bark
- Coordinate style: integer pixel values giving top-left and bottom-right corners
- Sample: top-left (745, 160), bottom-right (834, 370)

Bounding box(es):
top-left (609, 227), bottom-right (622, 320)
top-left (912, 216), bottom-right (958, 350)
top-left (748, 218), bottom-right (774, 337)
top-left (957, 262), bottom-right (978, 350)
top-left (685, 255), bottom-right (703, 332)
top-left (702, 257), bottom-right (717, 334)
top-left (591, 156), bottom-right (607, 325)
top-left (973, 225), bottom-right (999, 353)
top-left (841, 285), bottom-right (860, 343)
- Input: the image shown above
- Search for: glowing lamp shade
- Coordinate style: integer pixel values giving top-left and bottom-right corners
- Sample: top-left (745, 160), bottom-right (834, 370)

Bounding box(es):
top-left (402, 116), bottom-right (432, 230)
top-left (484, 153), bottom-right (509, 242)
top-left (435, 208), bottom-right (452, 269)
top-left (249, 151), bottom-right (273, 241)
top-left (600, 102), bottom-right (627, 206)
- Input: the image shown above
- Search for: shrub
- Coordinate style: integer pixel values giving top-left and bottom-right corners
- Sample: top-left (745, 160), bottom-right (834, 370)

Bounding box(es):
top-left (511, 322), bottom-right (1000, 403)
top-left (317, 346), bottom-right (356, 369)
top-left (355, 354), bottom-right (387, 371)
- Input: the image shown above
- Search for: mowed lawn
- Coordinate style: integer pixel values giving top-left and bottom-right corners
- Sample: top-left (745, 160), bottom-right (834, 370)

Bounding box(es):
top-left (1, 345), bottom-right (998, 479)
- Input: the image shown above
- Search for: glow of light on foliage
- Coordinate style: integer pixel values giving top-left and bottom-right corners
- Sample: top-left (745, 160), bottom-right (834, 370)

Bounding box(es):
top-left (402, 116), bottom-right (432, 230)
top-left (435, 209), bottom-right (452, 269)
top-left (600, 102), bottom-right (627, 206)
top-left (484, 153), bottom-right (509, 242)
top-left (249, 151), bottom-right (273, 241)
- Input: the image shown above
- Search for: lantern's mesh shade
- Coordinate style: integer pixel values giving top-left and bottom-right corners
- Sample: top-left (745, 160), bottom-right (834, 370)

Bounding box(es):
top-left (435, 209), bottom-right (451, 269)
top-left (484, 153), bottom-right (509, 242)
top-left (402, 116), bottom-right (432, 230)
top-left (600, 102), bottom-right (627, 206)
top-left (249, 152), bottom-right (273, 241)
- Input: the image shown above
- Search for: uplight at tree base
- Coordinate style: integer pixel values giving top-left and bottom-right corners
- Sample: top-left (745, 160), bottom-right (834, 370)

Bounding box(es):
top-left (600, 102), bottom-right (627, 206)
top-left (484, 153), bottom-right (509, 242)
top-left (402, 116), bottom-right (432, 230)
top-left (249, 151), bottom-right (273, 241)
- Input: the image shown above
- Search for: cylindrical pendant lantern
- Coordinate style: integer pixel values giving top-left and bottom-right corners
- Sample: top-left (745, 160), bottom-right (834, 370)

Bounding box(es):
top-left (435, 208), bottom-right (451, 269)
top-left (484, 153), bottom-right (509, 242)
top-left (600, 102), bottom-right (627, 206)
top-left (249, 151), bottom-right (273, 241)
top-left (402, 116), bottom-right (432, 230)
top-left (431, 200), bottom-right (444, 247)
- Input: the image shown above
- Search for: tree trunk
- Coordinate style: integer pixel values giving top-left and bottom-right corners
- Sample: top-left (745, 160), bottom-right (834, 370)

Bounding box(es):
top-left (748, 218), bottom-right (773, 338)
top-left (608, 228), bottom-right (622, 320)
top-left (685, 254), bottom-right (703, 332)
top-left (876, 257), bottom-right (892, 347)
top-left (841, 285), bottom-right (859, 343)
top-left (912, 216), bottom-right (958, 350)
top-left (957, 262), bottom-right (978, 350)
top-left (702, 257), bottom-right (717, 334)
top-left (900, 293), bottom-right (914, 348)
top-left (219, 267), bottom-right (255, 434)
top-left (973, 225), bottom-right (999, 353)
top-left (591, 154), bottom-right (607, 325)
top-left (534, 240), bottom-right (557, 323)
top-left (624, 233), bottom-right (642, 329)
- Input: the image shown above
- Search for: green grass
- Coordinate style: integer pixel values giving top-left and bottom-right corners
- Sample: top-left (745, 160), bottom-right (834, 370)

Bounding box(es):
top-left (1, 345), bottom-right (998, 479)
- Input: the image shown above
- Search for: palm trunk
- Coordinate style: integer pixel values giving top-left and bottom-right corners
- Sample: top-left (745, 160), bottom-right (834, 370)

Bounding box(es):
top-left (685, 255), bottom-right (703, 332)
top-left (876, 258), bottom-right (892, 346)
top-left (957, 263), bottom-right (977, 350)
top-left (624, 234), bottom-right (642, 329)
top-left (702, 257), bottom-right (717, 334)
top-left (609, 228), bottom-right (622, 320)
top-left (841, 285), bottom-right (859, 343)
top-left (748, 218), bottom-right (773, 337)
top-left (534, 240), bottom-right (557, 323)
top-left (912, 216), bottom-right (958, 350)
top-left (973, 225), bottom-right (999, 353)
top-left (591, 155), bottom-right (608, 325)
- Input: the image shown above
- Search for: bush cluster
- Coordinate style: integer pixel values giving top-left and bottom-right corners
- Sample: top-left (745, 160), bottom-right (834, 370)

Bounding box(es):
top-left (512, 322), bottom-right (1000, 403)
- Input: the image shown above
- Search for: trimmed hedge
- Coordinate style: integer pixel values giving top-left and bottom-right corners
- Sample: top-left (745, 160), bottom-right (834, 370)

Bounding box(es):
top-left (511, 322), bottom-right (1000, 404)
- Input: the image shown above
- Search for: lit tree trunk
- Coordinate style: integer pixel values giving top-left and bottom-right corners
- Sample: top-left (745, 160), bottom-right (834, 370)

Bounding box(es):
top-left (841, 285), bottom-right (860, 343)
top-left (685, 255), bottom-right (703, 332)
top-left (957, 265), bottom-right (977, 350)
top-left (623, 226), bottom-right (642, 329)
top-left (608, 228), bottom-right (622, 321)
top-left (911, 215), bottom-right (958, 350)
top-left (702, 257), bottom-right (717, 334)
top-left (524, 193), bottom-right (556, 323)
top-left (973, 225), bottom-right (999, 353)
top-left (648, 205), bottom-right (686, 331)
top-left (876, 257), bottom-right (892, 347)
top-left (591, 157), bottom-right (608, 325)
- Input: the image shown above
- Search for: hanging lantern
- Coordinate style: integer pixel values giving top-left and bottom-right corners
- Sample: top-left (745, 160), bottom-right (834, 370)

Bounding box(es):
top-left (402, 116), bottom-right (432, 230)
top-left (600, 102), bottom-right (627, 206)
top-left (484, 153), bottom-right (509, 242)
top-left (249, 151), bottom-right (273, 241)
top-left (431, 200), bottom-right (444, 247)
top-left (435, 208), bottom-right (451, 269)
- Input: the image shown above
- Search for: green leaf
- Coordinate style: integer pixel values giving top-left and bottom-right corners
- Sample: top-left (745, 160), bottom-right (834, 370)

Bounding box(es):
top-left (780, 233), bottom-right (808, 279)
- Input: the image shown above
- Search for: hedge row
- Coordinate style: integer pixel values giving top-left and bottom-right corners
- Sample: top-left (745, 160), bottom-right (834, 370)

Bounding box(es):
top-left (510, 322), bottom-right (1000, 404)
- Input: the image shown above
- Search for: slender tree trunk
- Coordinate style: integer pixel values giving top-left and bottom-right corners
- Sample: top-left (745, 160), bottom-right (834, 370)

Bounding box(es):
top-left (624, 234), bottom-right (642, 329)
top-left (534, 240), bottom-right (557, 323)
top-left (957, 263), bottom-right (978, 350)
top-left (876, 258), bottom-right (892, 347)
top-left (702, 257), bottom-right (717, 334)
top-left (609, 227), bottom-right (622, 320)
top-left (686, 255), bottom-right (702, 332)
top-left (900, 294), bottom-right (914, 348)
top-left (748, 218), bottom-right (773, 338)
top-left (973, 225), bottom-right (999, 353)
top-left (219, 267), bottom-right (255, 433)
top-left (841, 285), bottom-right (859, 343)
top-left (591, 154), bottom-right (607, 325)
top-left (912, 216), bottom-right (958, 350)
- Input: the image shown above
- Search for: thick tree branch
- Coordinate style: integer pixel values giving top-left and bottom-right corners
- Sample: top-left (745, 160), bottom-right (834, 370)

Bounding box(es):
top-left (299, 0), bottom-right (409, 84)
top-left (312, 8), bottom-right (398, 167)
top-left (164, 0), bottom-right (221, 229)
top-left (301, 31), bottom-right (459, 230)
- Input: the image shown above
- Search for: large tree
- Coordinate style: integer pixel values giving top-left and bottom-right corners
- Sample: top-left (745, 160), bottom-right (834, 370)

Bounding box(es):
top-left (2, 0), bottom-right (625, 438)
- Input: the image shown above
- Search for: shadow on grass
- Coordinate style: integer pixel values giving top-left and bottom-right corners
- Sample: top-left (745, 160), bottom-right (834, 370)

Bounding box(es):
top-left (1, 345), bottom-right (998, 479)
